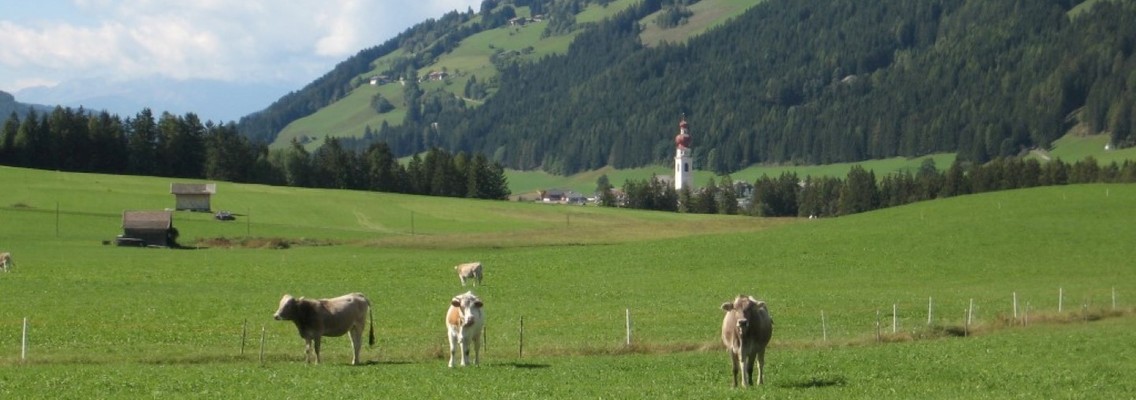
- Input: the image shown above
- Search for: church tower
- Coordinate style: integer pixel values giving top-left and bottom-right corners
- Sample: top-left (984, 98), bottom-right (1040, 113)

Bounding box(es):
top-left (674, 116), bottom-right (693, 191)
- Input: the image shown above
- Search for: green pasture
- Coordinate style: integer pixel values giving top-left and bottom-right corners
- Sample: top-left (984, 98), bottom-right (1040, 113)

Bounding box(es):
top-left (1, 166), bottom-right (1134, 397)
top-left (1039, 133), bottom-right (1136, 165)
top-left (640, 0), bottom-right (764, 47)
top-left (508, 131), bottom-right (1136, 196)
top-left (507, 154), bottom-right (959, 195)
top-left (273, 83), bottom-right (407, 151)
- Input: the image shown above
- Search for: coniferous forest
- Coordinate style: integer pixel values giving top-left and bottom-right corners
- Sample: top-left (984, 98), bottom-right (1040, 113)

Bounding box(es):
top-left (0, 108), bottom-right (511, 200)
top-left (363, 0), bottom-right (1136, 175)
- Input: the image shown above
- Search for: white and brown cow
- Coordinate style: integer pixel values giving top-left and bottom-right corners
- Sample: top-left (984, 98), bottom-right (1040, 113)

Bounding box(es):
top-left (721, 294), bottom-right (774, 387)
top-left (273, 292), bottom-right (375, 365)
top-left (446, 291), bottom-right (484, 367)
top-left (0, 252), bottom-right (11, 272)
top-left (454, 262), bottom-right (483, 286)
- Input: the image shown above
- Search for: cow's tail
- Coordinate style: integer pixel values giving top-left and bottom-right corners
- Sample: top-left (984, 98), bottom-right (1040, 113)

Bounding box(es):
top-left (368, 306), bottom-right (376, 347)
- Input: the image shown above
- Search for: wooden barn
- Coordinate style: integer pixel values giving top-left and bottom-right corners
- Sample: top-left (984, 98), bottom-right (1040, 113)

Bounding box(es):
top-left (119, 210), bottom-right (176, 247)
top-left (170, 183), bottom-right (216, 212)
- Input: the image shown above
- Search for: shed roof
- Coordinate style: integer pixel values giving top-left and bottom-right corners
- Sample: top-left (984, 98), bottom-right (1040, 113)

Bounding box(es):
top-left (170, 183), bottom-right (216, 195)
top-left (122, 210), bottom-right (173, 230)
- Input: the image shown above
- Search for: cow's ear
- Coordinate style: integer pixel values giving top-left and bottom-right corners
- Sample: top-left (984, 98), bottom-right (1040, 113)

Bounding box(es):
top-left (474, 300), bottom-right (483, 308)
top-left (721, 302), bottom-right (734, 311)
top-left (451, 299), bottom-right (461, 307)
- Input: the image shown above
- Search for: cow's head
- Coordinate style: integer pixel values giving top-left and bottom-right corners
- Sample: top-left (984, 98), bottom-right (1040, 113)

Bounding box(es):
top-left (721, 295), bottom-right (761, 331)
top-left (274, 294), bottom-right (297, 321)
top-left (451, 292), bottom-right (483, 328)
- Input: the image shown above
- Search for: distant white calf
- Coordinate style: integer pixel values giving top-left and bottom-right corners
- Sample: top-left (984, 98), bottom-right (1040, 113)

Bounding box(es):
top-left (446, 291), bottom-right (484, 367)
top-left (0, 252), bottom-right (12, 272)
top-left (454, 262), bottom-right (483, 286)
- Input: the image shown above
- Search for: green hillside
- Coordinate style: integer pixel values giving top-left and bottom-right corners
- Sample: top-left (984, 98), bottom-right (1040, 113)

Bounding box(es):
top-left (273, 0), bottom-right (761, 151)
top-left (1, 167), bottom-right (1133, 397)
top-left (639, 0), bottom-right (764, 46)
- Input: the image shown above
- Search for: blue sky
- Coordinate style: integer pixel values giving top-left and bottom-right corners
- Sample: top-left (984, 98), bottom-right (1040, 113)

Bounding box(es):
top-left (0, 0), bottom-right (481, 93)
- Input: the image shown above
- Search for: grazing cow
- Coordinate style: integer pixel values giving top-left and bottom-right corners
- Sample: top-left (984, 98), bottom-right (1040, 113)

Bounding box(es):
top-left (0, 252), bottom-right (12, 272)
top-left (454, 262), bottom-right (483, 286)
top-left (446, 291), bottom-right (484, 367)
top-left (721, 294), bottom-right (774, 387)
top-left (273, 292), bottom-right (375, 365)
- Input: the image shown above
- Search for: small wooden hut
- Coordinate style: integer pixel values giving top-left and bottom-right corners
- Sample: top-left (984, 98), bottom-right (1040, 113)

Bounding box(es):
top-left (170, 183), bottom-right (216, 212)
top-left (120, 210), bottom-right (175, 247)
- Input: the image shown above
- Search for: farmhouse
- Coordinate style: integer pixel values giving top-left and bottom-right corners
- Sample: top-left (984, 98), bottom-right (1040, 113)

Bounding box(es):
top-left (170, 182), bottom-right (216, 212)
top-left (539, 189), bottom-right (588, 205)
top-left (119, 210), bottom-right (177, 247)
top-left (369, 75), bottom-right (390, 86)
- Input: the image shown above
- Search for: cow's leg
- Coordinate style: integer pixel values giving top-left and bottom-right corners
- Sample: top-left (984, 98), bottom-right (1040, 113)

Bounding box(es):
top-left (447, 332), bottom-right (458, 368)
top-left (743, 351), bottom-right (757, 387)
top-left (755, 347), bottom-right (766, 385)
top-left (460, 337), bottom-right (470, 366)
top-left (350, 326), bottom-right (363, 365)
top-left (303, 339), bottom-right (313, 364)
top-left (730, 351), bottom-right (740, 388)
top-left (473, 333), bottom-right (481, 366)
top-left (312, 337), bottom-right (322, 365)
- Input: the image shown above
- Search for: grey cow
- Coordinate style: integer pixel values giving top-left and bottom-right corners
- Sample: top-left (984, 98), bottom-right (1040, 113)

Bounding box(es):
top-left (273, 292), bottom-right (375, 365)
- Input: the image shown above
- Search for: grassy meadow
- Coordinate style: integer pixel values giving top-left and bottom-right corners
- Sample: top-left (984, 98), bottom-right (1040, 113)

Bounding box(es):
top-left (1, 165), bottom-right (1134, 398)
top-left (639, 0), bottom-right (764, 47)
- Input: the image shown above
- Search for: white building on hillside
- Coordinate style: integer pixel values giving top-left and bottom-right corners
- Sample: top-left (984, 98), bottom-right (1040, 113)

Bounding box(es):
top-left (673, 116), bottom-right (694, 191)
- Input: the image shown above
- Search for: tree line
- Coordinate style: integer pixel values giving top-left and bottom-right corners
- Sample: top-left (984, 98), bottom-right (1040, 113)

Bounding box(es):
top-left (609, 157), bottom-right (1136, 217)
top-left (0, 108), bottom-right (510, 200)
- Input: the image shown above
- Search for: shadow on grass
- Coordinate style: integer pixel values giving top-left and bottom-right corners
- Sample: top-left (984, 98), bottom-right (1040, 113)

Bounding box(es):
top-left (355, 360), bottom-right (414, 367)
top-left (780, 376), bottom-right (847, 389)
top-left (496, 362), bottom-right (551, 369)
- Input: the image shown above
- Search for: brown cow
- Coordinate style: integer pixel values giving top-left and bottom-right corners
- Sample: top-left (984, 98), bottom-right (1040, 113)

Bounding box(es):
top-left (273, 292), bottom-right (375, 365)
top-left (721, 294), bottom-right (774, 387)
top-left (454, 262), bottom-right (483, 286)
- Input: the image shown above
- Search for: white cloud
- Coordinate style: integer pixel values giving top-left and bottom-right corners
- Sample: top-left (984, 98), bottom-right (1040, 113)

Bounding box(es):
top-left (0, 0), bottom-right (481, 92)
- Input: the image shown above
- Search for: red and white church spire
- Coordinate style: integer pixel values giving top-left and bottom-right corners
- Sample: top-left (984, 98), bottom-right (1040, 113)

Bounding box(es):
top-left (674, 115), bottom-right (693, 191)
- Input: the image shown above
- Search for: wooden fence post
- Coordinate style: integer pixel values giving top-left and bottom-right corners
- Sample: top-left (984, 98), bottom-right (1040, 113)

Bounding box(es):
top-left (892, 304), bottom-right (897, 334)
top-left (1013, 292), bottom-right (1018, 321)
top-left (241, 319), bottom-right (248, 356)
top-left (967, 298), bottom-right (974, 326)
top-left (625, 308), bottom-right (632, 346)
top-left (927, 296), bottom-right (933, 326)
top-left (21, 317), bottom-right (28, 362)
top-left (518, 316), bottom-right (525, 358)
top-left (1059, 287), bottom-right (1063, 313)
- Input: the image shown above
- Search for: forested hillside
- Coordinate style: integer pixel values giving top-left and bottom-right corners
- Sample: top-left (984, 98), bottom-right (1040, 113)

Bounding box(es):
top-left (287, 0), bottom-right (1135, 176)
top-left (440, 0), bottom-right (1135, 174)
top-left (236, 0), bottom-right (578, 144)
